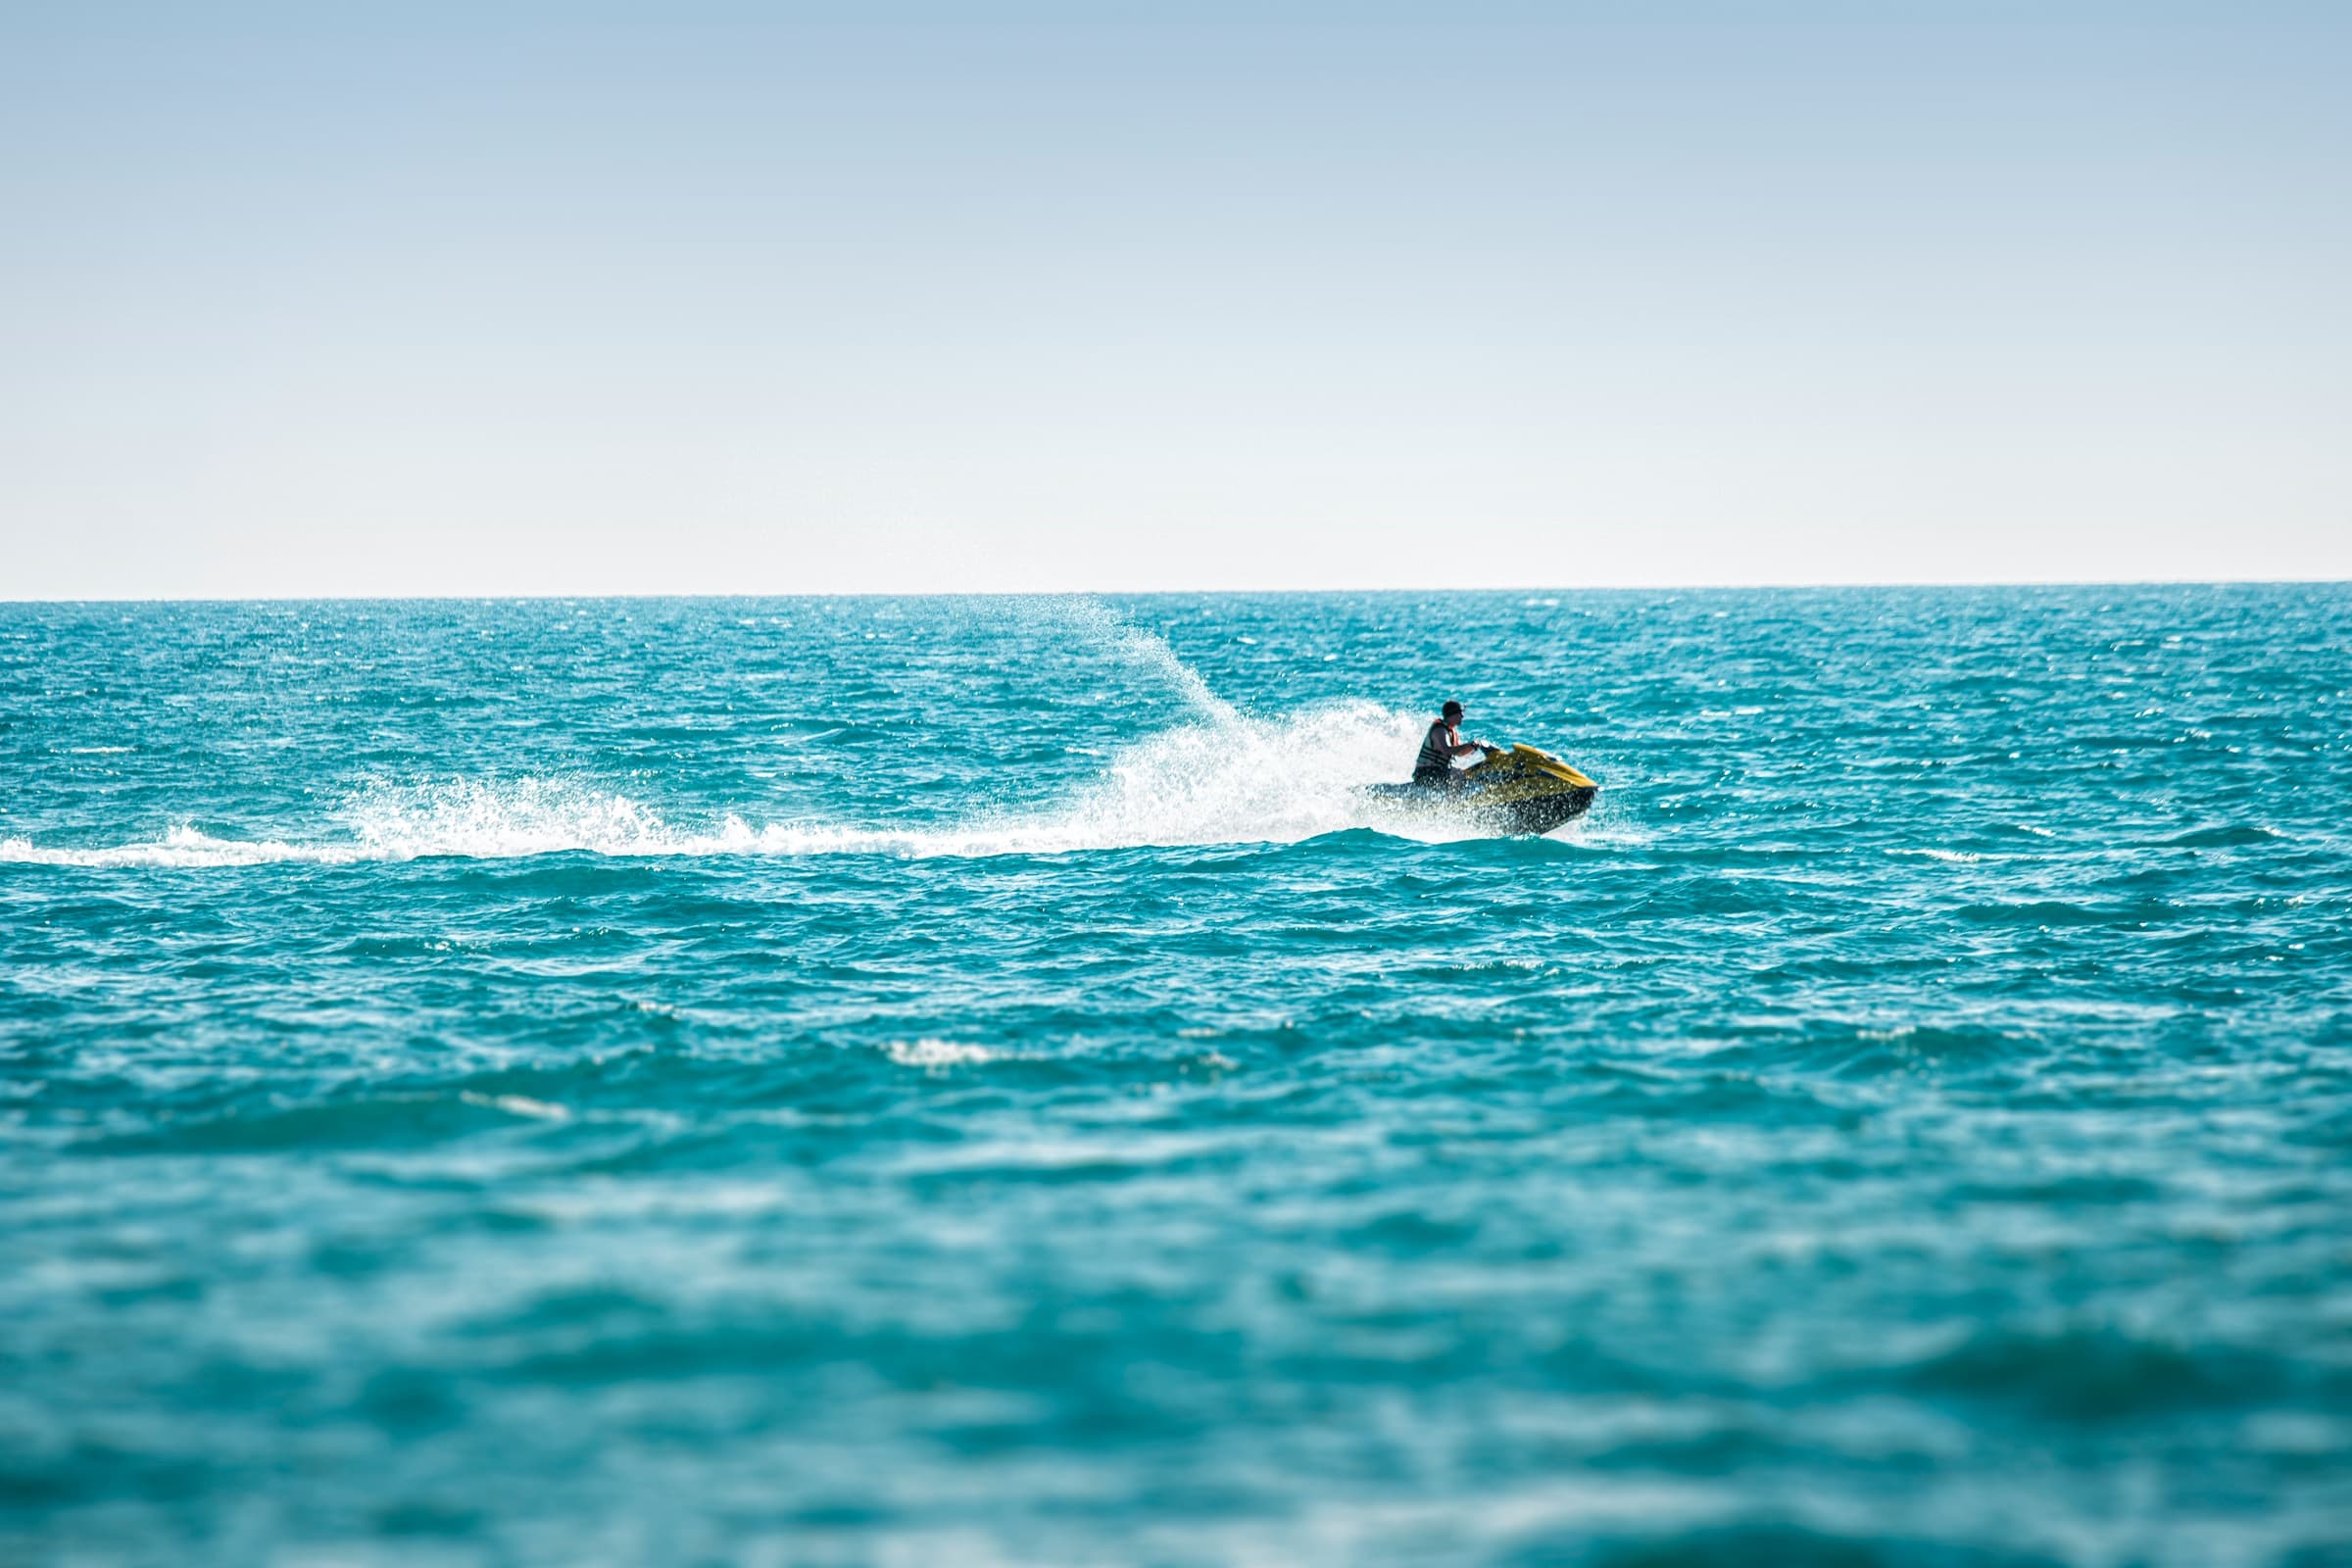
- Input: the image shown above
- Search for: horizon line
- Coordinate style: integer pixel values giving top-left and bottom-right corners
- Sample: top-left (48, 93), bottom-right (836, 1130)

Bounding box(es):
top-left (5, 574), bottom-right (2349, 607)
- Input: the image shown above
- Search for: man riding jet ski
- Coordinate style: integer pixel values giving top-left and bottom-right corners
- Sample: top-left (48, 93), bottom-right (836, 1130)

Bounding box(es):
top-left (1361, 699), bottom-right (1599, 836)
top-left (1414, 700), bottom-right (1494, 789)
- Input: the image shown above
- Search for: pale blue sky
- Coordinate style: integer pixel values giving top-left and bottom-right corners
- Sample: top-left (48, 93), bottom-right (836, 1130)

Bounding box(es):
top-left (3, 4), bottom-right (2346, 595)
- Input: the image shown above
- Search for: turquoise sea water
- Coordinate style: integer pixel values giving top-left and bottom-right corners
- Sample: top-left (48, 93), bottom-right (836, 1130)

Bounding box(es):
top-left (3, 588), bottom-right (2349, 1566)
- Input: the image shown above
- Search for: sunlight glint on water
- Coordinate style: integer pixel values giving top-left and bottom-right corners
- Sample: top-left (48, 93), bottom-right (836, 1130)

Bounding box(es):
top-left (2, 588), bottom-right (2348, 1567)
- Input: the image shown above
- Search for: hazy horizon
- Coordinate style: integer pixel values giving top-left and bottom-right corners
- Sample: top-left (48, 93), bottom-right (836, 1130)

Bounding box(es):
top-left (11, 576), bottom-right (2351, 611)
top-left (6, 5), bottom-right (2348, 597)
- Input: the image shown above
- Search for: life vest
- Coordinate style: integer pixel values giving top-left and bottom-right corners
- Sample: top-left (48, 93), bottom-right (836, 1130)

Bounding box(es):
top-left (1415, 721), bottom-right (1457, 777)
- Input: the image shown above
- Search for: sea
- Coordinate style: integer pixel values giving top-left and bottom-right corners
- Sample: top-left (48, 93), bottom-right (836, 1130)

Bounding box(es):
top-left (2, 587), bottom-right (2347, 1568)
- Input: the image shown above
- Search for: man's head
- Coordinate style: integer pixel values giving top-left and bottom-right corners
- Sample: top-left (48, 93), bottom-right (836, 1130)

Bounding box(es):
top-left (1443, 701), bottom-right (1463, 723)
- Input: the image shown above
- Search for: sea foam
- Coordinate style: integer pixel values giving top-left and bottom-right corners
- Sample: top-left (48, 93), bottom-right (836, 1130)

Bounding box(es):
top-left (0, 606), bottom-right (1533, 869)
top-left (0, 604), bottom-right (1565, 869)
top-left (0, 702), bottom-right (1503, 868)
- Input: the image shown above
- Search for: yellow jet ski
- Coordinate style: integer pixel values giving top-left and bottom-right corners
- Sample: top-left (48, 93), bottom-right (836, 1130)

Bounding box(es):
top-left (1363, 744), bottom-right (1599, 836)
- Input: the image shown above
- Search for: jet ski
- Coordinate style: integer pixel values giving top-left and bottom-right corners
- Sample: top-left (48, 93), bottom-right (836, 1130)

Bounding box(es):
top-left (1362, 743), bottom-right (1598, 836)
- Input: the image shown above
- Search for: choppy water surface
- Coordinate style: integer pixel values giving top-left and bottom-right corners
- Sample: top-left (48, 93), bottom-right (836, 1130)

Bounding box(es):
top-left (3, 588), bottom-right (2349, 1567)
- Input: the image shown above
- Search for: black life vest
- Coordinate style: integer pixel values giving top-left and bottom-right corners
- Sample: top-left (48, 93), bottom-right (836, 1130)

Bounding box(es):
top-left (1415, 721), bottom-right (1456, 776)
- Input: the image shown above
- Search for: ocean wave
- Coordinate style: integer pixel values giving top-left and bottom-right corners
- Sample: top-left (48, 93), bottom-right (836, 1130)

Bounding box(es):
top-left (882, 1038), bottom-right (1001, 1069)
top-left (2161, 824), bottom-right (2279, 849)
top-left (1892, 1325), bottom-right (2288, 1423)
top-left (0, 824), bottom-right (359, 869)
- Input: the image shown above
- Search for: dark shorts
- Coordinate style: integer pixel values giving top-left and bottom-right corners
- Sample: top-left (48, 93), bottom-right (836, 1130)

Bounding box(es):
top-left (1411, 766), bottom-right (1459, 791)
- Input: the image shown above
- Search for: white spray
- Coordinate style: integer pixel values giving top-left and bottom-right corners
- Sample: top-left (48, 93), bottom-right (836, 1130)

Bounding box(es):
top-left (0, 602), bottom-right (1518, 866)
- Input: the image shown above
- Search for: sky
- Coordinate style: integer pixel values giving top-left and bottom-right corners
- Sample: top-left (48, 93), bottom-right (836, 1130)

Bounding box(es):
top-left (2, 3), bottom-right (2347, 597)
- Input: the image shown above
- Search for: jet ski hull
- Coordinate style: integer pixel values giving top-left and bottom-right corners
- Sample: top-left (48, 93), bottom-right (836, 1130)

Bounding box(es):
top-left (1491, 781), bottom-right (1596, 835)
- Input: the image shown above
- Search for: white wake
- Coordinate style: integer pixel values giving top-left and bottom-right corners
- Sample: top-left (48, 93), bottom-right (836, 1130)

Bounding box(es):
top-left (0, 701), bottom-right (1513, 868)
top-left (1, 604), bottom-right (1549, 869)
